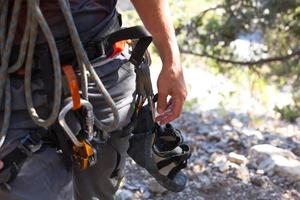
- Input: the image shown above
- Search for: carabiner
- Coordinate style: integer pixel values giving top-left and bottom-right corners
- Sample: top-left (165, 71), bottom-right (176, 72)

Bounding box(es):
top-left (58, 99), bottom-right (95, 147)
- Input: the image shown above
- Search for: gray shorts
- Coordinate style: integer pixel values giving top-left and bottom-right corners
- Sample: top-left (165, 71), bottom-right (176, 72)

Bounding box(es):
top-left (0, 53), bottom-right (136, 200)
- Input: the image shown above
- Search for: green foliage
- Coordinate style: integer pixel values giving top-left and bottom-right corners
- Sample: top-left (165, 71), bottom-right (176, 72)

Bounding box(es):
top-left (175, 0), bottom-right (300, 118)
top-left (274, 105), bottom-right (300, 122)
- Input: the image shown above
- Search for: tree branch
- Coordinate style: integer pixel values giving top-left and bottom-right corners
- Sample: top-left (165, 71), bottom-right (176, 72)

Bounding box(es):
top-left (199, 5), bottom-right (226, 18)
top-left (198, 0), bottom-right (240, 18)
top-left (180, 48), bottom-right (300, 66)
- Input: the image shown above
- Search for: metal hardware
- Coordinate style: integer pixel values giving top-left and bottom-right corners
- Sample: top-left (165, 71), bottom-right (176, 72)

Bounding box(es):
top-left (58, 99), bottom-right (94, 147)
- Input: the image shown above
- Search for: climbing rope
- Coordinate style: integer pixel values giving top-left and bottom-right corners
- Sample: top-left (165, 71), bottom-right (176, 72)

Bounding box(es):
top-left (0, 0), bottom-right (120, 148)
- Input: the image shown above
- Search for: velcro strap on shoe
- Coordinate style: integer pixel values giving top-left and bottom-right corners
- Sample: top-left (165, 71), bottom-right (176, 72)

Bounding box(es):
top-left (156, 145), bottom-right (191, 170)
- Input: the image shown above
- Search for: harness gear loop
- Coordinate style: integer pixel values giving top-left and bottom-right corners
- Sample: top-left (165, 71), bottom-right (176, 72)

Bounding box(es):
top-left (62, 64), bottom-right (81, 110)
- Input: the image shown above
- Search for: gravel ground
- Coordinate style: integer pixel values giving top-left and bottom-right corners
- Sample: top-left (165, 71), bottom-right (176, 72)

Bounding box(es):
top-left (116, 111), bottom-right (300, 200)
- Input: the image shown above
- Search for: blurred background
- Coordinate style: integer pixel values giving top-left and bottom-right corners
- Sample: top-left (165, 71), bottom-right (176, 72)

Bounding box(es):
top-left (116, 1), bottom-right (300, 199)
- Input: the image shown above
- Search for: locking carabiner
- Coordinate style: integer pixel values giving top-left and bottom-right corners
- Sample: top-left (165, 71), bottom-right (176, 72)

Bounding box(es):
top-left (58, 99), bottom-right (95, 146)
top-left (58, 99), bottom-right (97, 170)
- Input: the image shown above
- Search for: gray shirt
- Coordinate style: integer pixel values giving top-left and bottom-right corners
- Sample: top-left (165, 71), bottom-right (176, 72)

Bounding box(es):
top-left (15, 0), bottom-right (116, 43)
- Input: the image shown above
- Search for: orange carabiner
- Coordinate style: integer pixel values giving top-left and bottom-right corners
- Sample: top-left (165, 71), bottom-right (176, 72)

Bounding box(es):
top-left (62, 64), bottom-right (81, 110)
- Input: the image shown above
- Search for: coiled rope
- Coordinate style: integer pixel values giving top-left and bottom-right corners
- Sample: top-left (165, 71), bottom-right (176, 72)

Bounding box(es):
top-left (0, 0), bottom-right (120, 148)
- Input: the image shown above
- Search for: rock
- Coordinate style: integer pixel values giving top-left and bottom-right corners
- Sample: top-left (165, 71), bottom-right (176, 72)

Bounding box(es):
top-left (294, 181), bottom-right (300, 192)
top-left (235, 166), bottom-right (250, 182)
top-left (148, 179), bottom-right (167, 194)
top-left (226, 189), bottom-right (232, 196)
top-left (282, 190), bottom-right (300, 200)
top-left (218, 161), bottom-right (230, 172)
top-left (222, 124), bottom-right (232, 131)
top-left (198, 175), bottom-right (213, 190)
top-left (115, 189), bottom-right (134, 200)
top-left (241, 137), bottom-right (256, 149)
top-left (197, 125), bottom-right (211, 135)
top-left (230, 118), bottom-right (244, 129)
top-left (228, 152), bottom-right (248, 165)
top-left (142, 190), bottom-right (151, 199)
top-left (292, 146), bottom-right (300, 157)
top-left (210, 152), bottom-right (227, 164)
top-left (208, 131), bottom-right (222, 142)
top-left (124, 184), bottom-right (140, 190)
top-left (193, 196), bottom-right (205, 200)
top-left (227, 131), bottom-right (239, 141)
top-left (241, 128), bottom-right (264, 140)
top-left (256, 169), bottom-right (265, 175)
top-left (192, 161), bottom-right (206, 173)
top-left (217, 161), bottom-right (239, 173)
top-left (250, 175), bottom-right (270, 188)
top-left (248, 144), bottom-right (300, 181)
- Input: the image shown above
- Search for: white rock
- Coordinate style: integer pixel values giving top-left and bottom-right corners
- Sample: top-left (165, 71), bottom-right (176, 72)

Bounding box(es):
top-left (210, 152), bottom-right (227, 164)
top-left (217, 161), bottom-right (239, 173)
top-left (193, 162), bottom-right (205, 173)
top-left (241, 128), bottom-right (264, 140)
top-left (228, 152), bottom-right (248, 165)
top-left (230, 118), bottom-right (243, 128)
top-left (249, 144), bottom-right (300, 181)
top-left (222, 125), bottom-right (232, 131)
top-left (227, 131), bottom-right (239, 141)
top-left (256, 169), bottom-right (265, 175)
top-left (235, 166), bottom-right (250, 183)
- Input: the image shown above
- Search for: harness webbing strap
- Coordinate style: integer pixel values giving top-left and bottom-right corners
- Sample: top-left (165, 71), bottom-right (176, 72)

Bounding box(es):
top-left (107, 26), bottom-right (152, 67)
top-left (0, 130), bottom-right (44, 186)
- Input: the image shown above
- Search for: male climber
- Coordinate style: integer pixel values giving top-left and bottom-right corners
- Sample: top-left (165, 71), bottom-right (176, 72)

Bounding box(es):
top-left (0, 0), bottom-right (187, 200)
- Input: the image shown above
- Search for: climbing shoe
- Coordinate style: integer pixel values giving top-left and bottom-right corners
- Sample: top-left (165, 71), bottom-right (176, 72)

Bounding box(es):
top-left (127, 106), bottom-right (191, 192)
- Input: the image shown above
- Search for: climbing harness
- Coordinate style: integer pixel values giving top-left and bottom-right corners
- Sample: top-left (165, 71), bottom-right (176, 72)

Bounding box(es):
top-left (0, 0), bottom-right (122, 149)
top-left (0, 0), bottom-right (150, 173)
top-left (0, 0), bottom-right (191, 192)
